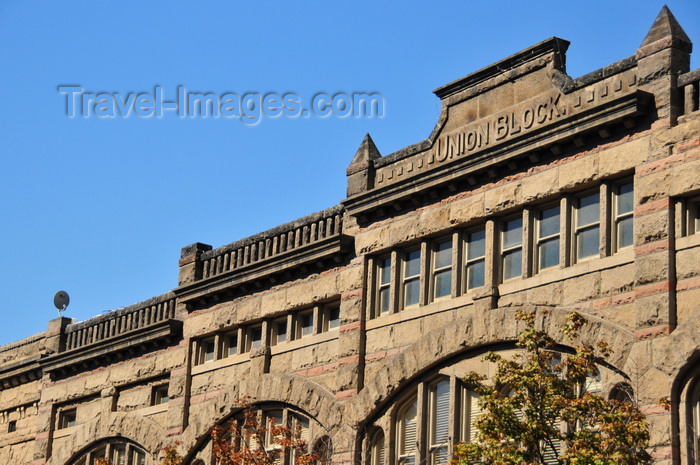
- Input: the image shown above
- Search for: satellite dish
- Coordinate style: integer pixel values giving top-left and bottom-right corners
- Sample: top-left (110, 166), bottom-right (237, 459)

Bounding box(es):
top-left (54, 291), bottom-right (70, 317)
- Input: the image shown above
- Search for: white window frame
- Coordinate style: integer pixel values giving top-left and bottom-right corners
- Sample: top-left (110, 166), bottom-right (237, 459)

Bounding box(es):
top-left (535, 204), bottom-right (561, 272)
top-left (573, 190), bottom-right (601, 262)
top-left (430, 239), bottom-right (452, 302)
top-left (464, 228), bottom-right (486, 291)
top-left (612, 180), bottom-right (634, 252)
top-left (501, 216), bottom-right (523, 281)
top-left (401, 249), bottom-right (421, 308)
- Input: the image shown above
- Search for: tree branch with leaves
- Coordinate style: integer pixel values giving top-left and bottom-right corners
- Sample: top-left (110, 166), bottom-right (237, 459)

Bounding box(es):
top-left (452, 310), bottom-right (652, 465)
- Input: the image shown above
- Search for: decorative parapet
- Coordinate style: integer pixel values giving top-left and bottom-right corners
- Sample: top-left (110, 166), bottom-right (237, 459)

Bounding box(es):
top-left (64, 293), bottom-right (176, 351)
top-left (176, 205), bottom-right (353, 308)
top-left (41, 292), bottom-right (181, 379)
top-left (679, 69), bottom-right (700, 117)
top-left (343, 37), bottom-right (654, 224)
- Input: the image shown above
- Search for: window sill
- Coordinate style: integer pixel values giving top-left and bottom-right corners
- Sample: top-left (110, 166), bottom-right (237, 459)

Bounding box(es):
top-left (677, 233), bottom-right (700, 251)
top-left (366, 293), bottom-right (474, 330)
top-left (270, 330), bottom-right (339, 356)
top-left (53, 425), bottom-right (77, 439)
top-left (136, 403), bottom-right (168, 417)
top-left (192, 352), bottom-right (250, 375)
top-left (499, 248), bottom-right (634, 296)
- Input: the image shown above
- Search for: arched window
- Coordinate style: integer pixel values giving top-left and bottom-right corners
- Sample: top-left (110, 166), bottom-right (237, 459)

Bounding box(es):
top-left (67, 438), bottom-right (148, 465)
top-left (213, 405), bottom-right (316, 465)
top-left (369, 429), bottom-right (385, 465)
top-left (396, 396), bottom-right (418, 465)
top-left (459, 386), bottom-right (480, 444)
top-left (377, 376), bottom-right (480, 465)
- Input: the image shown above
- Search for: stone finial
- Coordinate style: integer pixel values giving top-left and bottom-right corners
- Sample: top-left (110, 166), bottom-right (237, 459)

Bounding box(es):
top-left (638, 5), bottom-right (692, 56)
top-left (346, 133), bottom-right (381, 196)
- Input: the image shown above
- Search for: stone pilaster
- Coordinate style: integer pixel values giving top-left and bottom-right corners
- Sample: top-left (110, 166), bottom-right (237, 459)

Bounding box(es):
top-left (178, 242), bottom-right (212, 287)
top-left (334, 266), bottom-right (366, 399)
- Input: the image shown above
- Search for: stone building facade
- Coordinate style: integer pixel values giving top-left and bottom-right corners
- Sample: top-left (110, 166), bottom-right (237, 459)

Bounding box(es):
top-left (1, 6), bottom-right (699, 465)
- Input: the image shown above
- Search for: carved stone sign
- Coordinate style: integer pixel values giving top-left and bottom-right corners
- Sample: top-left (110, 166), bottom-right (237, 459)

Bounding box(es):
top-left (374, 69), bottom-right (639, 188)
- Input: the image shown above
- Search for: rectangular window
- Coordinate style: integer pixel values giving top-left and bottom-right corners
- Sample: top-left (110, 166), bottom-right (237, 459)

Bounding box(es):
top-left (501, 217), bottom-right (523, 281)
top-left (536, 205), bottom-right (560, 271)
top-left (397, 398), bottom-right (418, 465)
top-left (271, 318), bottom-right (287, 345)
top-left (58, 409), bottom-right (77, 429)
top-left (151, 385), bottom-right (169, 405)
top-left (428, 380), bottom-right (450, 465)
top-left (199, 338), bottom-right (216, 364)
top-left (264, 409), bottom-right (283, 451)
top-left (431, 240), bottom-right (452, 300)
top-left (321, 303), bottom-right (341, 332)
top-left (613, 181), bottom-right (634, 250)
top-left (465, 229), bottom-right (486, 290)
top-left (223, 332), bottom-right (238, 357)
top-left (296, 310), bottom-right (314, 338)
top-left (402, 249), bottom-right (421, 307)
top-left (376, 256), bottom-right (392, 316)
top-left (244, 325), bottom-right (263, 352)
top-left (459, 387), bottom-right (481, 443)
top-left (8, 420), bottom-right (16, 433)
top-left (574, 192), bottom-right (600, 260)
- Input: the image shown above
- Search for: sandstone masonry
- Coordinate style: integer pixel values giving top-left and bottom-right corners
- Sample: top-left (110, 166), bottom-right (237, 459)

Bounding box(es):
top-left (1, 7), bottom-right (699, 465)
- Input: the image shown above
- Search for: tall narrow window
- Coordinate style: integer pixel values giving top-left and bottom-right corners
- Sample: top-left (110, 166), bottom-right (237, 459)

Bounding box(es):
top-left (460, 387), bottom-right (481, 443)
top-left (321, 302), bottom-right (341, 332)
top-left (465, 229), bottom-right (485, 290)
top-left (402, 250), bottom-right (421, 308)
top-left (291, 414), bottom-right (310, 465)
top-left (501, 218), bottom-right (523, 281)
top-left (397, 397), bottom-right (418, 465)
top-left (431, 240), bottom-right (452, 300)
top-left (537, 205), bottom-right (560, 271)
top-left (428, 380), bottom-right (450, 465)
top-left (296, 310), bottom-right (314, 338)
top-left (574, 192), bottom-right (600, 260)
top-left (111, 444), bottom-right (126, 465)
top-left (370, 429), bottom-right (385, 465)
top-left (376, 257), bottom-right (392, 316)
top-left (613, 181), bottom-right (634, 250)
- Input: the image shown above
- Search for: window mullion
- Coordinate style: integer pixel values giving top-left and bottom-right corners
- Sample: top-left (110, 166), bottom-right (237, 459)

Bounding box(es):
top-left (416, 384), bottom-right (427, 465)
top-left (523, 208), bottom-right (533, 278)
top-left (419, 242), bottom-right (429, 306)
top-left (600, 182), bottom-right (611, 257)
top-left (485, 219), bottom-right (497, 288)
top-left (451, 232), bottom-right (461, 298)
top-left (390, 250), bottom-right (399, 314)
top-left (561, 196), bottom-right (572, 267)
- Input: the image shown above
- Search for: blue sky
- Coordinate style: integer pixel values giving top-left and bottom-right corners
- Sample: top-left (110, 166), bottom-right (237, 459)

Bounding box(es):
top-left (1, 1), bottom-right (699, 346)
